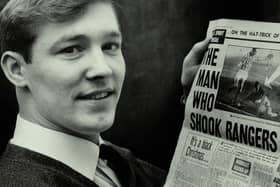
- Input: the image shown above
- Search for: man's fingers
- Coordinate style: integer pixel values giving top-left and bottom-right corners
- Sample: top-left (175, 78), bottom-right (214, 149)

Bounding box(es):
top-left (183, 38), bottom-right (210, 68)
top-left (181, 65), bottom-right (200, 90)
top-left (181, 38), bottom-right (210, 86)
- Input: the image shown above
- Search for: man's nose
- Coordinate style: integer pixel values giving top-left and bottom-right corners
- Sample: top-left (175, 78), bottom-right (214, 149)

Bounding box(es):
top-left (85, 49), bottom-right (113, 80)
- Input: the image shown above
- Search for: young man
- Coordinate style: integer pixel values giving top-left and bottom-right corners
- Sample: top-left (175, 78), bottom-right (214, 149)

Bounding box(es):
top-left (0, 0), bottom-right (209, 186)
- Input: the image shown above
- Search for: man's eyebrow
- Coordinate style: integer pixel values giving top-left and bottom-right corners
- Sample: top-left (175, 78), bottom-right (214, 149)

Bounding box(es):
top-left (52, 35), bottom-right (87, 46)
top-left (104, 31), bottom-right (122, 39)
top-left (49, 31), bottom-right (122, 52)
top-left (52, 31), bottom-right (122, 45)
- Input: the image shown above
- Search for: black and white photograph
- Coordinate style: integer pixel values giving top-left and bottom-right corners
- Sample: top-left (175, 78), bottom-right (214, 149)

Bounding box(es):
top-left (0, 0), bottom-right (280, 186)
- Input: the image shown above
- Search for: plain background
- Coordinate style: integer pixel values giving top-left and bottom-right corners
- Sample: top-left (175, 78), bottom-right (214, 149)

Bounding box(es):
top-left (0, 0), bottom-right (280, 170)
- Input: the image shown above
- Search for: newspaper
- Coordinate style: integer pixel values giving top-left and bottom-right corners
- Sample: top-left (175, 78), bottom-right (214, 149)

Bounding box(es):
top-left (165, 19), bottom-right (280, 187)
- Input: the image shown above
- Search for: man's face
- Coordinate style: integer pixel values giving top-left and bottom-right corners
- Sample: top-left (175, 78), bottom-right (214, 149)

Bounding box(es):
top-left (24, 2), bottom-right (125, 137)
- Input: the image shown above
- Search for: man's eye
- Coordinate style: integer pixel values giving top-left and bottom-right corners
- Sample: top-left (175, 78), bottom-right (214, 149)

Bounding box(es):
top-left (58, 46), bottom-right (84, 59)
top-left (102, 42), bottom-right (121, 53)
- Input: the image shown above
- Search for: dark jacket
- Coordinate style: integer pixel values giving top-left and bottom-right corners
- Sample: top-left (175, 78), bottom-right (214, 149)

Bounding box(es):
top-left (0, 143), bottom-right (166, 187)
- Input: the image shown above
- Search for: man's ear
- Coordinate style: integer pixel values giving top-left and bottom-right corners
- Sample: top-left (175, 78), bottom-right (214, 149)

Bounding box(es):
top-left (1, 51), bottom-right (28, 88)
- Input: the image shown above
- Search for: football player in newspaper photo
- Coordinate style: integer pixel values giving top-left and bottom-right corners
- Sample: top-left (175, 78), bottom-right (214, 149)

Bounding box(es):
top-left (228, 47), bottom-right (257, 106)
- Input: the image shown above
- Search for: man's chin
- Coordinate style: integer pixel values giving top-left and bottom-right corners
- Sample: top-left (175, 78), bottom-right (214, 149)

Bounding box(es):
top-left (77, 118), bottom-right (114, 134)
top-left (63, 121), bottom-right (113, 143)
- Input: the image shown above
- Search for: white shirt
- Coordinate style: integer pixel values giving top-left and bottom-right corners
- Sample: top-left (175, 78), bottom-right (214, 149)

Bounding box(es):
top-left (11, 115), bottom-right (121, 187)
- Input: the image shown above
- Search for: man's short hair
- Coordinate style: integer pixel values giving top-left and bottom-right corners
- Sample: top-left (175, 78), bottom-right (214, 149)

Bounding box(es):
top-left (0, 0), bottom-right (117, 62)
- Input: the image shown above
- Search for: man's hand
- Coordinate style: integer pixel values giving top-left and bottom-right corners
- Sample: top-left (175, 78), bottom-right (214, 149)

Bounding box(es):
top-left (180, 38), bottom-right (210, 103)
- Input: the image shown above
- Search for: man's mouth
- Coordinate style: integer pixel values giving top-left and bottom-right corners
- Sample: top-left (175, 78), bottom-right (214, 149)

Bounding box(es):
top-left (77, 89), bottom-right (114, 101)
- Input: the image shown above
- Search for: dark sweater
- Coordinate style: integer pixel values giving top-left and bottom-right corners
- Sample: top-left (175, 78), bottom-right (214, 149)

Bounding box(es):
top-left (0, 143), bottom-right (166, 187)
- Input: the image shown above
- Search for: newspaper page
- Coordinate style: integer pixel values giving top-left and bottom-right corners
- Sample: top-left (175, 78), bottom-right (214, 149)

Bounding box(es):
top-left (165, 19), bottom-right (280, 187)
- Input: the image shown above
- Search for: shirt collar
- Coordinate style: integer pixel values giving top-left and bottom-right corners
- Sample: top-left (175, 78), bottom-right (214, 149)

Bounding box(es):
top-left (10, 115), bottom-right (100, 180)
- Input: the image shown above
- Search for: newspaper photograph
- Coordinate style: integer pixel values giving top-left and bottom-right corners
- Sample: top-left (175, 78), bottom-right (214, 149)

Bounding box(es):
top-left (165, 19), bottom-right (280, 187)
